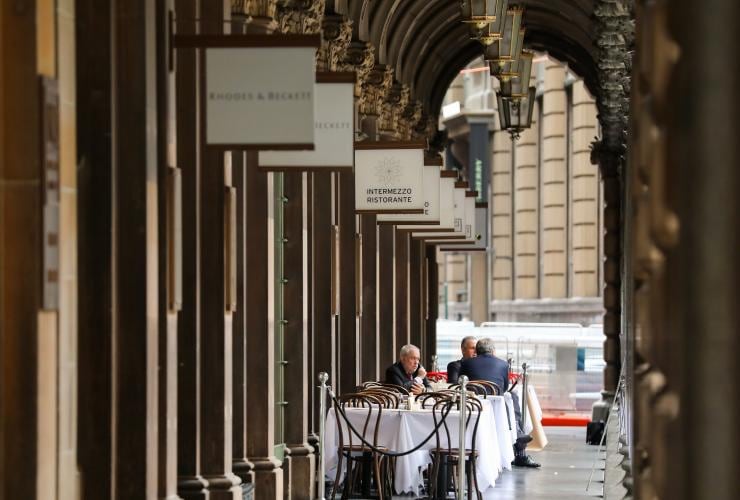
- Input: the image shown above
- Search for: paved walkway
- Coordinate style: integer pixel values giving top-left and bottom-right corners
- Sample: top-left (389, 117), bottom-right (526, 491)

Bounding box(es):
top-left (387, 426), bottom-right (604, 499)
top-left (482, 427), bottom-right (603, 499)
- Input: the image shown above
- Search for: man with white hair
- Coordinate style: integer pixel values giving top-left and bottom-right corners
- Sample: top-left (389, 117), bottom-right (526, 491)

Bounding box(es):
top-left (384, 344), bottom-right (431, 395)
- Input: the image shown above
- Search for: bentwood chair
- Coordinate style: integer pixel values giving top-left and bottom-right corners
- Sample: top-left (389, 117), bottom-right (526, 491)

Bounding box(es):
top-left (428, 397), bottom-right (483, 500)
top-left (469, 379), bottom-right (502, 396)
top-left (331, 393), bottom-right (392, 499)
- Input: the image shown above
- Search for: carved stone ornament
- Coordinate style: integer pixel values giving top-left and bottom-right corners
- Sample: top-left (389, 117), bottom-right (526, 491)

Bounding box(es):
top-left (378, 82), bottom-right (409, 138)
top-left (232, 0), bottom-right (277, 19)
top-left (276, 0), bottom-right (325, 35)
top-left (360, 64), bottom-right (394, 118)
top-left (342, 41), bottom-right (375, 102)
top-left (316, 14), bottom-right (353, 72)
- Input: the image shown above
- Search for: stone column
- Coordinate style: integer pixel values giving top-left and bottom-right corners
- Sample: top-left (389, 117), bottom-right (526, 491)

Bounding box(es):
top-left (232, 153), bottom-right (252, 485)
top-left (408, 239), bottom-right (423, 351)
top-left (513, 104), bottom-right (539, 299)
top-left (245, 155), bottom-right (283, 499)
top-left (337, 172), bottom-right (358, 394)
top-left (360, 214), bottom-right (379, 383)
top-left (424, 245), bottom-right (439, 368)
top-left (378, 225), bottom-right (396, 373)
top-left (569, 81), bottom-right (600, 297)
top-left (469, 251), bottom-right (488, 324)
top-left (75, 0), bottom-right (113, 497)
top-left (198, 1), bottom-right (241, 498)
top-left (155, 1), bottom-right (181, 498)
top-left (1, 2), bottom-right (47, 497)
top-left (540, 63), bottom-right (568, 298)
top-left (282, 172), bottom-right (315, 499)
top-left (310, 172), bottom-right (336, 422)
top-left (110, 0), bottom-right (161, 496)
top-left (174, 0), bottom-right (207, 497)
top-left (394, 230), bottom-right (409, 348)
top-left (490, 130), bottom-right (514, 303)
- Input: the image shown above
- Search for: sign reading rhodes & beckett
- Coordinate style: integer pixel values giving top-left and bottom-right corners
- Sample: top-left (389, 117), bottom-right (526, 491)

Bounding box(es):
top-left (205, 43), bottom-right (318, 149)
top-left (259, 73), bottom-right (355, 170)
top-left (354, 142), bottom-right (426, 214)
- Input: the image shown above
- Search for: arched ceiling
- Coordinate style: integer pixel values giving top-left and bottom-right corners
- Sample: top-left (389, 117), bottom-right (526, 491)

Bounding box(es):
top-left (345, 0), bottom-right (598, 120)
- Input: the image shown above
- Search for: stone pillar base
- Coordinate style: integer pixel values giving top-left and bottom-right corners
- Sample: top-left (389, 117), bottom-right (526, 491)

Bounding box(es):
top-left (177, 475), bottom-right (208, 500)
top-left (286, 446), bottom-right (315, 500)
top-left (233, 458), bottom-right (255, 485)
top-left (251, 457), bottom-right (284, 500)
top-left (202, 473), bottom-right (242, 500)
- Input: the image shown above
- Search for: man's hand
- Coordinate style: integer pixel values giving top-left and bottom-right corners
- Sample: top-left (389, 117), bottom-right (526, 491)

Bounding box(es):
top-left (410, 382), bottom-right (424, 395)
top-left (416, 366), bottom-right (427, 379)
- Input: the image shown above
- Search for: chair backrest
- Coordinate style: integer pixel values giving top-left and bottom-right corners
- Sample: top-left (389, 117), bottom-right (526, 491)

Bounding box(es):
top-left (359, 381), bottom-right (410, 396)
top-left (360, 388), bottom-right (399, 408)
top-left (415, 391), bottom-right (454, 409)
top-left (335, 393), bottom-right (383, 452)
top-left (469, 379), bottom-right (502, 396)
top-left (431, 396), bottom-right (484, 456)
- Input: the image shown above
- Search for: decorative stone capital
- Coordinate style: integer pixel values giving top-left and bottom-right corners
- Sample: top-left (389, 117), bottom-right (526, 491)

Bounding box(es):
top-left (231, 0), bottom-right (278, 32)
top-left (378, 82), bottom-right (410, 138)
top-left (358, 64), bottom-right (393, 118)
top-left (276, 0), bottom-right (324, 35)
top-left (317, 14), bottom-right (353, 72)
top-left (342, 40), bottom-right (375, 100)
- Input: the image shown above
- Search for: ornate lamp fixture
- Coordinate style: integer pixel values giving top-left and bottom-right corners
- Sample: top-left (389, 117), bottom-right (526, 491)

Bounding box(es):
top-left (497, 86), bottom-right (536, 139)
top-left (492, 27), bottom-right (525, 80)
top-left (468, 0), bottom-right (509, 45)
top-left (485, 7), bottom-right (524, 75)
top-left (461, 0), bottom-right (508, 30)
top-left (499, 50), bottom-right (533, 95)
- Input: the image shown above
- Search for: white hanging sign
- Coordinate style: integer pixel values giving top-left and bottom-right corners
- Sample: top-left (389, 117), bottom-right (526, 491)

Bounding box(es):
top-left (259, 73), bottom-right (355, 170)
top-left (377, 165), bottom-right (440, 224)
top-left (354, 142), bottom-right (426, 214)
top-left (398, 173), bottom-right (457, 232)
top-left (204, 38), bottom-right (319, 149)
top-left (412, 184), bottom-right (468, 240)
top-left (439, 205), bottom-right (489, 251)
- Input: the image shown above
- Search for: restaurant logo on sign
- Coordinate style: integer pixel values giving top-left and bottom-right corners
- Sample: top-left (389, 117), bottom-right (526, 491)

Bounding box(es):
top-left (355, 142), bottom-right (425, 214)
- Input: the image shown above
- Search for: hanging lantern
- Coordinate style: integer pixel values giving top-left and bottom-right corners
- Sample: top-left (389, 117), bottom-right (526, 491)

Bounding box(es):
top-left (469, 0), bottom-right (509, 45)
top-left (491, 27), bottom-right (525, 79)
top-left (497, 86), bottom-right (536, 139)
top-left (505, 50), bottom-right (534, 96)
top-left (485, 7), bottom-right (524, 71)
top-left (461, 0), bottom-right (507, 30)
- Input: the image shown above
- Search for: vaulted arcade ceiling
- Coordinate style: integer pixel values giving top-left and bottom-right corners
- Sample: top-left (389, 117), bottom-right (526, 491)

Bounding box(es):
top-left (332, 0), bottom-right (599, 119)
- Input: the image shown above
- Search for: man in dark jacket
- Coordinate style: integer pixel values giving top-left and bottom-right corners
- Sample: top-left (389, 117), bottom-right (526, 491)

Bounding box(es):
top-left (460, 338), bottom-right (541, 468)
top-left (385, 344), bottom-right (431, 395)
top-left (446, 335), bottom-right (477, 384)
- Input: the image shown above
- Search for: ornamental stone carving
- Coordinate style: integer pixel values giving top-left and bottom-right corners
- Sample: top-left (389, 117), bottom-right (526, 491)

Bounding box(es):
top-left (232, 0), bottom-right (277, 19)
top-left (276, 0), bottom-right (325, 35)
top-left (359, 64), bottom-right (394, 118)
top-left (343, 40), bottom-right (375, 100)
top-left (378, 82), bottom-right (409, 139)
top-left (316, 14), bottom-right (353, 72)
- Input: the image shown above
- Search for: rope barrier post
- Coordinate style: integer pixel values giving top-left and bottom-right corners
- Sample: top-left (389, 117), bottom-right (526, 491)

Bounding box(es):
top-left (521, 362), bottom-right (528, 431)
top-left (458, 375), bottom-right (468, 499)
top-left (318, 372), bottom-right (329, 500)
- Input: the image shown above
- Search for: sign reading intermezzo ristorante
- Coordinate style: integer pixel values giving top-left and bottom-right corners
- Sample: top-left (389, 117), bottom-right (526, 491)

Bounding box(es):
top-left (377, 165), bottom-right (440, 224)
top-left (204, 36), bottom-right (320, 149)
top-left (259, 73), bottom-right (355, 170)
top-left (354, 142), bottom-right (426, 214)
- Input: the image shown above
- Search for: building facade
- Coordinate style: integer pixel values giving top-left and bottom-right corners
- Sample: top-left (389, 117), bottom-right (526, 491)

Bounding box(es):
top-left (439, 56), bottom-right (603, 325)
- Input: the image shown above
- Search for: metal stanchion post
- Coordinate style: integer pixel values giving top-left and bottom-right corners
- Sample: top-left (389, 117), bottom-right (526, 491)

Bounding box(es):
top-left (521, 363), bottom-right (528, 431)
top-left (458, 375), bottom-right (468, 499)
top-left (318, 372), bottom-right (329, 500)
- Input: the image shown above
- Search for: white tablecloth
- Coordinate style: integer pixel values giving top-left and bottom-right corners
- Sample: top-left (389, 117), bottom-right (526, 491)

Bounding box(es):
top-left (325, 398), bottom-right (510, 494)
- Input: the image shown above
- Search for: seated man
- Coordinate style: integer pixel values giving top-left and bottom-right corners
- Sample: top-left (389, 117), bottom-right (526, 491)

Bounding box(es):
top-left (460, 338), bottom-right (541, 468)
top-left (446, 335), bottom-right (477, 384)
top-left (385, 344), bottom-right (431, 395)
